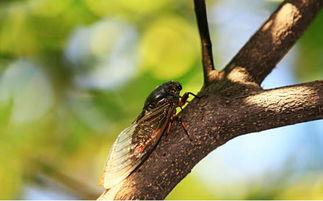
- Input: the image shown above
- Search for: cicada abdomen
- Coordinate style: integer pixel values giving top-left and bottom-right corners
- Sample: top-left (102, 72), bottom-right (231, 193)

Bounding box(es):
top-left (101, 81), bottom-right (183, 189)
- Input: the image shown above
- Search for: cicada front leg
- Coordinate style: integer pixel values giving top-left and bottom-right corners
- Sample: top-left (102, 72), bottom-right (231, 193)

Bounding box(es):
top-left (169, 92), bottom-right (197, 140)
top-left (178, 92), bottom-right (201, 107)
top-left (166, 92), bottom-right (200, 140)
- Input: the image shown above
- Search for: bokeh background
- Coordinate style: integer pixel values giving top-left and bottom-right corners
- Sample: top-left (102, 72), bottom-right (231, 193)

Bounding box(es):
top-left (0, 0), bottom-right (322, 199)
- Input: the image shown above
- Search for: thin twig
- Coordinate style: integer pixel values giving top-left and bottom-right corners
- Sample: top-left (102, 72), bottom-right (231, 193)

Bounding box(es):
top-left (193, 0), bottom-right (217, 84)
top-left (36, 159), bottom-right (100, 199)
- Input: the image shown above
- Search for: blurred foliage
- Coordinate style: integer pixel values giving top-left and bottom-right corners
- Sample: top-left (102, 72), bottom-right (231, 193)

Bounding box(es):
top-left (0, 0), bottom-right (202, 199)
top-left (0, 0), bottom-right (322, 199)
top-left (139, 15), bottom-right (199, 79)
top-left (277, 173), bottom-right (323, 199)
top-left (166, 174), bottom-right (217, 199)
top-left (296, 11), bottom-right (323, 82)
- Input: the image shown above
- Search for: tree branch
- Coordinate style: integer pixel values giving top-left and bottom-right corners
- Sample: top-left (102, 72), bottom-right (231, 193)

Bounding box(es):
top-left (98, 80), bottom-right (323, 200)
top-left (222, 0), bottom-right (322, 85)
top-left (193, 0), bottom-right (218, 85)
top-left (35, 159), bottom-right (100, 199)
top-left (98, 0), bottom-right (323, 199)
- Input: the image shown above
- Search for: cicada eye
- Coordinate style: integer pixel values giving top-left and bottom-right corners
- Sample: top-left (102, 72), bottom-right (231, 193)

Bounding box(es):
top-left (172, 83), bottom-right (182, 94)
top-left (177, 84), bottom-right (182, 91)
top-left (172, 82), bottom-right (182, 91)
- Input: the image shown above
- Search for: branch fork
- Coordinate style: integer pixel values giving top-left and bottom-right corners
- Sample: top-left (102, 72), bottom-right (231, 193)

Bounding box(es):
top-left (98, 0), bottom-right (322, 199)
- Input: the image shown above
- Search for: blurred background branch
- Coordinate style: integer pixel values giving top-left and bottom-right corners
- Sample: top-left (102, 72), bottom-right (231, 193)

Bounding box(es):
top-left (34, 159), bottom-right (100, 199)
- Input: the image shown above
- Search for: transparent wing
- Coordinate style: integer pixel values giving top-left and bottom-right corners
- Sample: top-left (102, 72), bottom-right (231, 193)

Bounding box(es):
top-left (102, 103), bottom-right (174, 189)
top-left (102, 123), bottom-right (138, 189)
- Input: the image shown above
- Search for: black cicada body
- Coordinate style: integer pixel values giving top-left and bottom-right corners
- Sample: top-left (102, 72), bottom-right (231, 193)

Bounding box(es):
top-left (101, 81), bottom-right (184, 189)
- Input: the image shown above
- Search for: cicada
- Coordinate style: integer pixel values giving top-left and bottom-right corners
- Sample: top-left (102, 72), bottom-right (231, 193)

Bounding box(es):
top-left (101, 81), bottom-right (194, 189)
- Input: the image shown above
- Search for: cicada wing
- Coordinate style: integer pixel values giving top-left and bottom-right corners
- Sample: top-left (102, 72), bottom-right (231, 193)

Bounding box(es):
top-left (102, 103), bottom-right (175, 189)
top-left (102, 123), bottom-right (140, 189)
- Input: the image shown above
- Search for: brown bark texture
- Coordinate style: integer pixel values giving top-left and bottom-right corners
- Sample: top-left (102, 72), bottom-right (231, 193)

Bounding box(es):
top-left (98, 0), bottom-right (323, 199)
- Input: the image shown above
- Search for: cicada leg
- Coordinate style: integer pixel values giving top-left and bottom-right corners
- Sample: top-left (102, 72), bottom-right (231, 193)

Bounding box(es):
top-left (178, 116), bottom-right (193, 141)
top-left (166, 92), bottom-right (201, 140)
top-left (166, 120), bottom-right (173, 134)
top-left (178, 92), bottom-right (201, 107)
top-left (175, 92), bottom-right (201, 141)
top-left (167, 114), bottom-right (193, 141)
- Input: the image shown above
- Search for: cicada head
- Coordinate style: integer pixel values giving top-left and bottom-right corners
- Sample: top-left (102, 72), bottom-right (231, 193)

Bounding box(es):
top-left (143, 81), bottom-right (182, 111)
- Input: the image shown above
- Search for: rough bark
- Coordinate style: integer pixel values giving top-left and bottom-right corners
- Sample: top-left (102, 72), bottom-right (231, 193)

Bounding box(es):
top-left (98, 0), bottom-right (322, 199)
